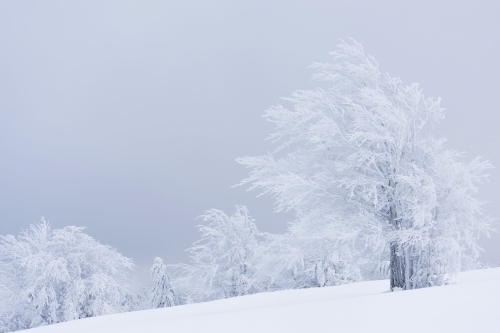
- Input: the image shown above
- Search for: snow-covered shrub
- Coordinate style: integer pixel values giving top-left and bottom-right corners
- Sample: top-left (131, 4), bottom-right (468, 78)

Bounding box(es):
top-left (0, 220), bottom-right (134, 332)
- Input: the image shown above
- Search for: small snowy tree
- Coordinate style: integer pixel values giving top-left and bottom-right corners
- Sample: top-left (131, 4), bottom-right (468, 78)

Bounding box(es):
top-left (237, 40), bottom-right (493, 291)
top-left (172, 206), bottom-right (261, 302)
top-left (0, 220), bottom-right (134, 332)
top-left (149, 257), bottom-right (178, 308)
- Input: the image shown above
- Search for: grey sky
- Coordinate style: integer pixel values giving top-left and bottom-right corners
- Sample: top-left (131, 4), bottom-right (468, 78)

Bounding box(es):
top-left (1, 0), bottom-right (499, 290)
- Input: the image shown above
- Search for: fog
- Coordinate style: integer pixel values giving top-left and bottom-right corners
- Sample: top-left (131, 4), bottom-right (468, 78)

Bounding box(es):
top-left (1, 0), bottom-right (498, 290)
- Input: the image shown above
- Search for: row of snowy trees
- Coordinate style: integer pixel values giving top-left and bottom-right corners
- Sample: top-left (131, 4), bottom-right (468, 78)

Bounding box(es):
top-left (168, 205), bottom-right (372, 304)
top-left (0, 221), bottom-right (180, 332)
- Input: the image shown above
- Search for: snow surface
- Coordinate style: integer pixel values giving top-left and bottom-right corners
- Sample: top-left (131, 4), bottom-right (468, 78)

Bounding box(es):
top-left (26, 268), bottom-right (500, 333)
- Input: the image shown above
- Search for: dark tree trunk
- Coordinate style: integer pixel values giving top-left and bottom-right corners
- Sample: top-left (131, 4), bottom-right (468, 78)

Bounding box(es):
top-left (389, 198), bottom-right (407, 291)
top-left (390, 242), bottom-right (406, 291)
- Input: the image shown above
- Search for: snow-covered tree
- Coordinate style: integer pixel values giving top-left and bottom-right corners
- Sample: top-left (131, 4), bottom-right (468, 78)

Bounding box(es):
top-left (0, 220), bottom-right (134, 332)
top-left (237, 40), bottom-right (493, 291)
top-left (149, 257), bottom-right (178, 308)
top-left (172, 206), bottom-right (261, 302)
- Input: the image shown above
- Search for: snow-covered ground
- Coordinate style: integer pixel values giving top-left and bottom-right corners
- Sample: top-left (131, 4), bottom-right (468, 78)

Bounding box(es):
top-left (26, 268), bottom-right (500, 333)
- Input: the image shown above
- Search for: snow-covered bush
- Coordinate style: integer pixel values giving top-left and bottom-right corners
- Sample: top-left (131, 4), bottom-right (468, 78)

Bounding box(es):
top-left (0, 220), bottom-right (134, 332)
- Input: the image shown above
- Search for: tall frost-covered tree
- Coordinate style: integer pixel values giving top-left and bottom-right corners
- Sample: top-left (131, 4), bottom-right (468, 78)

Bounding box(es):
top-left (0, 220), bottom-right (134, 332)
top-left (172, 206), bottom-right (261, 302)
top-left (150, 257), bottom-right (178, 308)
top-left (237, 40), bottom-right (493, 291)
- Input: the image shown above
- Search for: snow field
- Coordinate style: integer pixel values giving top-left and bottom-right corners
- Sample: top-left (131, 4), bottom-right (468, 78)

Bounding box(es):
top-left (26, 268), bottom-right (500, 333)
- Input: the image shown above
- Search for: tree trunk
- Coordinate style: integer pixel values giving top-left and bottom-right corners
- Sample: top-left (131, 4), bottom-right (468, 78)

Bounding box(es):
top-left (390, 242), bottom-right (406, 291)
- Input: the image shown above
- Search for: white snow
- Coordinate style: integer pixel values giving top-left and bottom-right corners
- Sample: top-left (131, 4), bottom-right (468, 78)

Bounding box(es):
top-left (25, 268), bottom-right (500, 333)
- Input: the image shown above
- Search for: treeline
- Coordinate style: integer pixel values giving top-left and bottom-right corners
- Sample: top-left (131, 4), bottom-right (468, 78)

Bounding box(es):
top-left (168, 206), bottom-right (376, 304)
top-left (0, 207), bottom-right (381, 332)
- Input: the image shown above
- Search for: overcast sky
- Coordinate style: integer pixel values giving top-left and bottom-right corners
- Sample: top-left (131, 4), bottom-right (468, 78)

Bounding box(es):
top-left (1, 0), bottom-right (499, 290)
